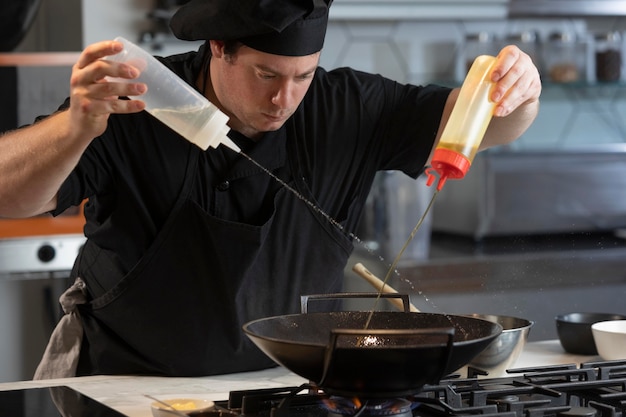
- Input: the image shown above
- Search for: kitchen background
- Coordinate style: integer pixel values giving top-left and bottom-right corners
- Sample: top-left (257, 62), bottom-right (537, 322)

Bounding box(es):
top-left (1, 0), bottom-right (626, 382)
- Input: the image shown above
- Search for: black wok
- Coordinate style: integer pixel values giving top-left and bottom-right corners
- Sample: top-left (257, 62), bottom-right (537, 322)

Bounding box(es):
top-left (243, 308), bottom-right (502, 398)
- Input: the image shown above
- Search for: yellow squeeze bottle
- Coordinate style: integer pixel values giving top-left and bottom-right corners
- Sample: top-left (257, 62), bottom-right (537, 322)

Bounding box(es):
top-left (426, 55), bottom-right (497, 190)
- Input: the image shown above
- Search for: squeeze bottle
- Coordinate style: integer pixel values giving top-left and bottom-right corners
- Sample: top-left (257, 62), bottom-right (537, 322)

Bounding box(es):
top-left (426, 55), bottom-right (497, 190)
top-left (106, 36), bottom-right (240, 153)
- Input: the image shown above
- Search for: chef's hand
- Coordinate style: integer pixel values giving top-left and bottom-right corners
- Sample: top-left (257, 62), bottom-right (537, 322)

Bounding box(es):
top-left (489, 45), bottom-right (541, 117)
top-left (68, 40), bottom-right (147, 139)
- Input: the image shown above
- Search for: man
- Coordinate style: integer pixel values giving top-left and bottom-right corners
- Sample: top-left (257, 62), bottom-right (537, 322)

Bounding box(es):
top-left (0, 0), bottom-right (541, 379)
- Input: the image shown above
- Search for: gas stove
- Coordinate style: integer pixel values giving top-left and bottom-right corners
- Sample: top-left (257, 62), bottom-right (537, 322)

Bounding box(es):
top-left (2, 359), bottom-right (625, 417)
top-left (207, 360), bottom-right (626, 417)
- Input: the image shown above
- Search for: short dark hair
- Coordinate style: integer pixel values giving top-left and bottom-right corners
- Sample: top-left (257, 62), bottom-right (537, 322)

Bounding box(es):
top-left (200, 39), bottom-right (243, 68)
top-left (223, 39), bottom-right (244, 56)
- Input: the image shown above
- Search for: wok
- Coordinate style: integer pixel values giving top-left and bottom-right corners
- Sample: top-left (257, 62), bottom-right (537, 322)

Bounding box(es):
top-left (243, 294), bottom-right (502, 398)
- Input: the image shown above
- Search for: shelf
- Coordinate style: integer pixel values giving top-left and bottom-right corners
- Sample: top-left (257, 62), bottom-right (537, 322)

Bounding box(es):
top-left (542, 80), bottom-right (626, 88)
top-left (328, 0), bottom-right (509, 21)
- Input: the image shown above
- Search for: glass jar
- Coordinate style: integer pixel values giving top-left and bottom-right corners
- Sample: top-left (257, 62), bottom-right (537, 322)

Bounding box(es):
top-left (464, 32), bottom-right (498, 73)
top-left (504, 31), bottom-right (540, 68)
top-left (595, 31), bottom-right (622, 82)
top-left (543, 31), bottom-right (587, 83)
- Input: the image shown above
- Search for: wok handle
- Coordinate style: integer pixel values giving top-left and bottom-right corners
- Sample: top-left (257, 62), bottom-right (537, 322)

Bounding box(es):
top-left (300, 292), bottom-right (413, 313)
top-left (352, 263), bottom-right (420, 312)
top-left (329, 327), bottom-right (455, 343)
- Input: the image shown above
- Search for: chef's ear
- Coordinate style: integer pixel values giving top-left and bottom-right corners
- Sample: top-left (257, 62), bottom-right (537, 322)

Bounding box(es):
top-left (209, 40), bottom-right (226, 58)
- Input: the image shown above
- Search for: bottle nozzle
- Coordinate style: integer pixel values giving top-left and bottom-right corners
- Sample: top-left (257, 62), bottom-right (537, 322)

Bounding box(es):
top-left (425, 148), bottom-right (471, 191)
top-left (194, 110), bottom-right (240, 152)
top-left (220, 133), bottom-right (241, 153)
top-left (425, 168), bottom-right (447, 191)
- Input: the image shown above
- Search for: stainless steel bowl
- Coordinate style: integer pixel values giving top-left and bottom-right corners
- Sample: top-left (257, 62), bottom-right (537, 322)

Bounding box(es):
top-left (460, 314), bottom-right (533, 377)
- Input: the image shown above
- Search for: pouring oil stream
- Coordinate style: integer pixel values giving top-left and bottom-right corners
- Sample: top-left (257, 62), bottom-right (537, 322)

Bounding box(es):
top-left (240, 149), bottom-right (442, 322)
top-left (239, 151), bottom-right (362, 241)
top-left (358, 55), bottom-right (498, 329)
top-left (363, 189), bottom-right (439, 329)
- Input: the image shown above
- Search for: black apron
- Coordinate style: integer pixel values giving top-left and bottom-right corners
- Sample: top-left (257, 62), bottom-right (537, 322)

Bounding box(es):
top-left (76, 143), bottom-right (353, 376)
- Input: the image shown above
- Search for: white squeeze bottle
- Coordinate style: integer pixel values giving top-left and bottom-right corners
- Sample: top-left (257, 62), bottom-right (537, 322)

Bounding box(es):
top-left (426, 55), bottom-right (497, 190)
top-left (106, 36), bottom-right (240, 153)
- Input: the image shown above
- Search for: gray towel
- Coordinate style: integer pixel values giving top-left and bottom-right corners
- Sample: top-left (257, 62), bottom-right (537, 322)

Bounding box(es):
top-left (33, 277), bottom-right (87, 380)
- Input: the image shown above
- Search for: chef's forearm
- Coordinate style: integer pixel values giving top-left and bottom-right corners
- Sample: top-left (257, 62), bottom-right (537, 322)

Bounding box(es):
top-left (480, 97), bottom-right (540, 150)
top-left (0, 110), bottom-right (90, 218)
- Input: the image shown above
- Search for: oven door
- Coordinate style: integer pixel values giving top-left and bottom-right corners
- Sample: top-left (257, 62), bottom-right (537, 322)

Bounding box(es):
top-left (0, 205), bottom-right (86, 275)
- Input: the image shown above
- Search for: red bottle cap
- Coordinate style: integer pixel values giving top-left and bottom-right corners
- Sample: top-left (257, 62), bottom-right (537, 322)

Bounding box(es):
top-left (425, 148), bottom-right (471, 191)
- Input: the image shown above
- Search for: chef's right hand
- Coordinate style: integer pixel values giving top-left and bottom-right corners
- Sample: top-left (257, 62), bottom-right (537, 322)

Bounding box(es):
top-left (68, 40), bottom-right (147, 139)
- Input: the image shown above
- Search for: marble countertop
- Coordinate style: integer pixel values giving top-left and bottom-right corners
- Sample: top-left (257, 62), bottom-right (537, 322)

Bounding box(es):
top-left (0, 340), bottom-right (598, 417)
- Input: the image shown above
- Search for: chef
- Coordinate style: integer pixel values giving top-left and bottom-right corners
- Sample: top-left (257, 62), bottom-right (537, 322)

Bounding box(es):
top-left (0, 0), bottom-right (541, 379)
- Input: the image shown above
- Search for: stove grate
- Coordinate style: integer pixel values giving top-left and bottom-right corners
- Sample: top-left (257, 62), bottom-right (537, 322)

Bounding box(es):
top-left (213, 360), bottom-right (626, 417)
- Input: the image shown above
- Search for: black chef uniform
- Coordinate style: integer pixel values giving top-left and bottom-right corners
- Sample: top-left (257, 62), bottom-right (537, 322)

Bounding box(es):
top-left (36, 0), bottom-right (451, 377)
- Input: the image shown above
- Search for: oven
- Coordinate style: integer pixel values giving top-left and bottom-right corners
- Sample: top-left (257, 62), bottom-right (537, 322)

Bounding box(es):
top-left (0, 206), bottom-right (86, 383)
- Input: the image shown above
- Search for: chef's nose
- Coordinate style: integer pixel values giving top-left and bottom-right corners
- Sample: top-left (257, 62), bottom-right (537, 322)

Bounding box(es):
top-left (271, 82), bottom-right (295, 108)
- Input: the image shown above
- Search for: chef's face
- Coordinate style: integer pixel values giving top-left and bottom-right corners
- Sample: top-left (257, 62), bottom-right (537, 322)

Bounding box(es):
top-left (208, 40), bottom-right (320, 140)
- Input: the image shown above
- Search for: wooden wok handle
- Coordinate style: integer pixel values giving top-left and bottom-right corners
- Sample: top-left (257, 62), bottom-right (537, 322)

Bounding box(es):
top-left (352, 263), bottom-right (420, 312)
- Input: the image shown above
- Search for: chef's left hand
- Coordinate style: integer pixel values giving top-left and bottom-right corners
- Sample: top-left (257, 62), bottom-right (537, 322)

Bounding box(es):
top-left (489, 45), bottom-right (541, 117)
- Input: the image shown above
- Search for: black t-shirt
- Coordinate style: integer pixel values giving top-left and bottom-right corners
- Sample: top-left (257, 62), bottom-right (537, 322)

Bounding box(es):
top-left (52, 45), bottom-right (451, 297)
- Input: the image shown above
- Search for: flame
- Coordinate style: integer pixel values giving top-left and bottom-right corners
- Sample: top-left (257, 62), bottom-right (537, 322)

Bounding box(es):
top-left (322, 396), bottom-right (363, 414)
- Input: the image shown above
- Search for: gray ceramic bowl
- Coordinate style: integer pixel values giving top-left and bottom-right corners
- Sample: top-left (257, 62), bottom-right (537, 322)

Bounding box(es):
top-left (556, 312), bottom-right (626, 355)
top-left (461, 314), bottom-right (533, 377)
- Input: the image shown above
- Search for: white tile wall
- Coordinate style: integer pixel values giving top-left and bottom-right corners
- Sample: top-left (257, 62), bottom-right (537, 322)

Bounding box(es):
top-left (17, 1), bottom-right (626, 165)
top-left (31, 1), bottom-right (626, 148)
top-left (321, 18), bottom-right (626, 149)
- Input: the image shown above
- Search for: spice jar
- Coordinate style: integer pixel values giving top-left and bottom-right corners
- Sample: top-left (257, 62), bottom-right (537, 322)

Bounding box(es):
top-left (504, 31), bottom-right (540, 68)
top-left (463, 32), bottom-right (498, 73)
top-left (543, 31), bottom-right (586, 83)
top-left (595, 31), bottom-right (622, 82)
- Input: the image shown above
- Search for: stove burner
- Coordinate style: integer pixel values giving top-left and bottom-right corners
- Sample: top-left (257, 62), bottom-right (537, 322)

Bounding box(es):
top-left (483, 385), bottom-right (521, 404)
top-left (488, 395), bottom-right (521, 407)
top-left (558, 407), bottom-right (598, 417)
top-left (323, 397), bottom-right (413, 417)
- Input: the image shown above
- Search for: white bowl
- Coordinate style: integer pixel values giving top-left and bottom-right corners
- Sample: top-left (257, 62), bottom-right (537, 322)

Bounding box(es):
top-left (150, 398), bottom-right (215, 417)
top-left (591, 320), bottom-right (626, 360)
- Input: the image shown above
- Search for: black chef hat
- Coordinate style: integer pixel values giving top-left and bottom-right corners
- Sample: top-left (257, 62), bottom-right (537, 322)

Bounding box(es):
top-left (170, 0), bottom-right (332, 57)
